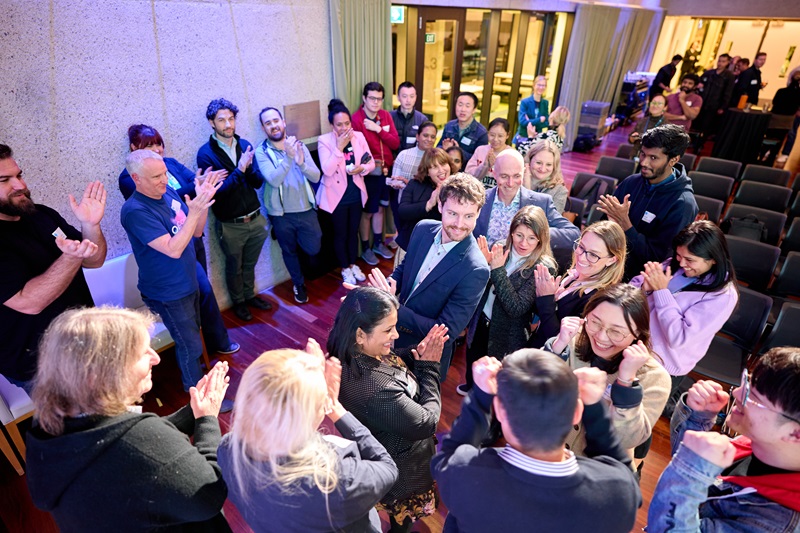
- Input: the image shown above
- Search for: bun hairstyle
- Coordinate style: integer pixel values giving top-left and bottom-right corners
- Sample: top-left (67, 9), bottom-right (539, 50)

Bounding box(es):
top-left (327, 99), bottom-right (351, 124)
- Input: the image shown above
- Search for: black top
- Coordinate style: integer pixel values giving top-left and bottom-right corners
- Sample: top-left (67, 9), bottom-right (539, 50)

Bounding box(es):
top-left (731, 66), bottom-right (763, 106)
top-left (0, 206), bottom-right (93, 381)
top-left (772, 85), bottom-right (800, 116)
top-left (699, 68), bottom-right (736, 112)
top-left (196, 134), bottom-right (264, 220)
top-left (651, 63), bottom-right (677, 97)
top-left (529, 285), bottom-right (594, 349)
top-left (395, 179), bottom-right (441, 250)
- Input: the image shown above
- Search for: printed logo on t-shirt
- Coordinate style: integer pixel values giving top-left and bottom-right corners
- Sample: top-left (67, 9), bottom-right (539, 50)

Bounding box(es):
top-left (170, 199), bottom-right (187, 235)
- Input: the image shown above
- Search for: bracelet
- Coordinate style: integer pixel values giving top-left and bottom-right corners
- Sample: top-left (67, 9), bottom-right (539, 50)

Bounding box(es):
top-left (616, 377), bottom-right (635, 385)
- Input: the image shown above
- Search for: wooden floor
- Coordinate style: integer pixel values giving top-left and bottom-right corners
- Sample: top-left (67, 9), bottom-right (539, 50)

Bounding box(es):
top-left (0, 125), bottom-right (680, 533)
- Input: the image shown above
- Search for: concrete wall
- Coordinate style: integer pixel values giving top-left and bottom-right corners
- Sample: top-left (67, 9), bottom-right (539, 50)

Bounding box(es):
top-left (1, 0), bottom-right (335, 308)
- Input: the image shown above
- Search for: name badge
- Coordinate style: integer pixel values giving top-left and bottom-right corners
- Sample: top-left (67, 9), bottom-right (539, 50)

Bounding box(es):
top-left (52, 227), bottom-right (67, 239)
top-left (687, 101), bottom-right (693, 107)
top-left (750, 79), bottom-right (758, 85)
top-left (461, 137), bottom-right (473, 146)
top-left (642, 211), bottom-right (656, 223)
top-left (406, 136), bottom-right (417, 145)
top-left (171, 199), bottom-right (182, 213)
top-left (382, 125), bottom-right (390, 132)
top-left (412, 125), bottom-right (419, 130)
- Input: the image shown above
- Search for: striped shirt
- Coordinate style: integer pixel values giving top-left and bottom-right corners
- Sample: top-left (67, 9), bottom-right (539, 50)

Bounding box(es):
top-left (497, 444), bottom-right (579, 477)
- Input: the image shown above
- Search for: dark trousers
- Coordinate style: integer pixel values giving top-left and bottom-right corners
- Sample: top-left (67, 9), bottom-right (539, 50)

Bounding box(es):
top-left (465, 313), bottom-right (491, 388)
top-left (216, 215), bottom-right (269, 304)
top-left (331, 201), bottom-right (362, 268)
top-left (269, 210), bottom-right (322, 286)
top-left (143, 291), bottom-right (204, 392)
top-left (196, 262), bottom-right (231, 353)
top-left (783, 116), bottom-right (800, 155)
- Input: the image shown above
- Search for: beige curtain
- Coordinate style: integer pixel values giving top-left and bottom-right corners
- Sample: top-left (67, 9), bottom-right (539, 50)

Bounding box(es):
top-left (560, 5), bottom-right (662, 152)
top-left (329, 0), bottom-right (393, 112)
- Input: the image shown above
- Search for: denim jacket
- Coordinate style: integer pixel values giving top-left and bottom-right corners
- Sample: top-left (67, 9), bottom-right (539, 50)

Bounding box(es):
top-left (647, 395), bottom-right (800, 532)
top-left (437, 119), bottom-right (488, 162)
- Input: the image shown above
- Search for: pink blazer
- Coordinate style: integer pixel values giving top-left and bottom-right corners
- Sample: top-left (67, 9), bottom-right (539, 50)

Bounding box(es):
top-left (316, 131), bottom-right (373, 213)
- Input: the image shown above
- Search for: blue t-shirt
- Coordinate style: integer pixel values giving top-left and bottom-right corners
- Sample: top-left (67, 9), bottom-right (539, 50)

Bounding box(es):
top-left (121, 188), bottom-right (198, 301)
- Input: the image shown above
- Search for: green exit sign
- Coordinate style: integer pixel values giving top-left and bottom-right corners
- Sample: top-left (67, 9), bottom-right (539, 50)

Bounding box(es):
top-left (425, 33), bottom-right (436, 44)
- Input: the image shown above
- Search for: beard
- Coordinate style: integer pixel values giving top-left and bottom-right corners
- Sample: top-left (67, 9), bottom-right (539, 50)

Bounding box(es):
top-left (268, 128), bottom-right (285, 142)
top-left (0, 189), bottom-right (36, 216)
top-left (443, 224), bottom-right (470, 243)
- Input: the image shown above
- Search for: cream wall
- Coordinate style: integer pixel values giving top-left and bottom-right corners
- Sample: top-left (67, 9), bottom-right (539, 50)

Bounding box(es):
top-left (1, 0), bottom-right (335, 308)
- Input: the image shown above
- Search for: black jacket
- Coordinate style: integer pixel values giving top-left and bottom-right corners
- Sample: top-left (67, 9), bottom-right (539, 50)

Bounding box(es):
top-left (395, 179), bottom-right (441, 250)
top-left (196, 134), bottom-right (263, 219)
top-left (26, 405), bottom-right (230, 533)
top-left (731, 66), bottom-right (762, 106)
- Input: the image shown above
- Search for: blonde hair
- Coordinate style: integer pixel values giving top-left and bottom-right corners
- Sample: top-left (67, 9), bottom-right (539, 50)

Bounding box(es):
top-left (33, 307), bottom-right (155, 436)
top-left (525, 141), bottom-right (564, 191)
top-left (549, 106), bottom-right (571, 138)
top-left (504, 206), bottom-right (557, 274)
top-left (226, 349), bottom-right (339, 500)
top-left (570, 221), bottom-right (627, 295)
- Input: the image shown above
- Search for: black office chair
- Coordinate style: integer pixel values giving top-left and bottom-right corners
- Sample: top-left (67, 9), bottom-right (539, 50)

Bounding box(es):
top-left (595, 156), bottom-right (636, 181)
top-left (679, 153), bottom-right (697, 172)
top-left (689, 171), bottom-right (735, 202)
top-left (615, 143), bottom-right (636, 159)
top-left (722, 204), bottom-right (787, 246)
top-left (695, 195), bottom-right (724, 224)
top-left (733, 181), bottom-right (792, 213)
top-left (692, 287), bottom-right (772, 386)
top-left (570, 172), bottom-right (618, 196)
top-left (564, 197), bottom-right (587, 227)
top-left (788, 191), bottom-right (800, 226)
top-left (740, 164), bottom-right (791, 187)
top-left (696, 157), bottom-right (742, 181)
top-left (780, 219), bottom-right (800, 257)
top-left (726, 235), bottom-right (780, 291)
top-left (767, 252), bottom-right (800, 324)
top-left (758, 302), bottom-right (800, 357)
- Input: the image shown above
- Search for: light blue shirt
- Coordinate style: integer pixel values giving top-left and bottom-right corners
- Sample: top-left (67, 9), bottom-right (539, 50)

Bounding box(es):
top-left (486, 188), bottom-right (521, 246)
top-left (213, 133), bottom-right (238, 166)
top-left (410, 229), bottom-right (459, 296)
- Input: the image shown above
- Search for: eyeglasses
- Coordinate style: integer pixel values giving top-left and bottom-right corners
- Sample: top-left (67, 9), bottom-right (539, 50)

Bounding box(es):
top-left (736, 369), bottom-right (800, 424)
top-left (583, 314), bottom-right (634, 344)
top-left (366, 96), bottom-right (384, 103)
top-left (649, 101), bottom-right (665, 107)
top-left (573, 240), bottom-right (610, 265)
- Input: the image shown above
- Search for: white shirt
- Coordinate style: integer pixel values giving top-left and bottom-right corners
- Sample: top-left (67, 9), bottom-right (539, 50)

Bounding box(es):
top-left (410, 229), bottom-right (459, 297)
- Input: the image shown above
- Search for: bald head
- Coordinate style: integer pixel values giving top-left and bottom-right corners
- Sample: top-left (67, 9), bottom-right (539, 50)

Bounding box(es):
top-left (494, 149), bottom-right (524, 175)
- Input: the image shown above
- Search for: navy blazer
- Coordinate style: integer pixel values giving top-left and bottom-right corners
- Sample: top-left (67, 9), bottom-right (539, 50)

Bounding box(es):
top-left (119, 157), bottom-right (197, 200)
top-left (391, 220), bottom-right (489, 361)
top-left (474, 187), bottom-right (580, 260)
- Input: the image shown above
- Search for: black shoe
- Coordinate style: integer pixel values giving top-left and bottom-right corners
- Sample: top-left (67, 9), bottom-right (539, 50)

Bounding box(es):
top-left (216, 342), bottom-right (240, 355)
top-left (246, 297), bottom-right (273, 311)
top-left (293, 284), bottom-right (308, 304)
top-left (233, 303), bottom-right (252, 321)
top-left (220, 399), bottom-right (234, 413)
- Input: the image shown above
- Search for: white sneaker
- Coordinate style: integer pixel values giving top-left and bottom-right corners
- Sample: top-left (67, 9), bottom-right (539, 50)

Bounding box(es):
top-left (776, 154), bottom-right (788, 163)
top-left (351, 264), bottom-right (367, 282)
top-left (342, 267), bottom-right (357, 285)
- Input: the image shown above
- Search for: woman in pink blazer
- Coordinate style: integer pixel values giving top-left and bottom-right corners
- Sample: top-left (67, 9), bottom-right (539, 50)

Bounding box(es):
top-left (318, 99), bottom-right (375, 285)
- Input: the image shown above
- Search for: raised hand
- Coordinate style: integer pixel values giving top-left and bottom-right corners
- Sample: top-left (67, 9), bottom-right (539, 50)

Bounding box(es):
top-left (337, 129), bottom-right (353, 152)
top-left (686, 380), bottom-right (730, 414)
top-left (477, 235), bottom-right (492, 264)
top-left (69, 181), bottom-right (106, 226)
top-left (574, 367), bottom-right (608, 406)
top-left (618, 341), bottom-right (650, 383)
top-left (486, 150), bottom-right (497, 168)
top-left (472, 356), bottom-right (503, 395)
top-left (412, 324), bottom-right (449, 362)
top-left (441, 138), bottom-right (457, 150)
top-left (294, 141), bottom-right (305, 166)
top-left (643, 261), bottom-right (672, 290)
top-left (488, 243), bottom-right (508, 270)
top-left (190, 361), bottom-right (231, 418)
top-left (284, 136), bottom-right (298, 159)
top-left (552, 315), bottom-right (584, 353)
top-left (305, 337), bottom-right (325, 362)
top-left (425, 187), bottom-right (441, 212)
top-left (597, 194), bottom-right (632, 230)
top-left (534, 263), bottom-right (561, 296)
top-left (526, 123), bottom-right (536, 138)
top-left (366, 268), bottom-right (397, 295)
top-left (237, 145), bottom-right (255, 172)
top-left (682, 430), bottom-right (736, 468)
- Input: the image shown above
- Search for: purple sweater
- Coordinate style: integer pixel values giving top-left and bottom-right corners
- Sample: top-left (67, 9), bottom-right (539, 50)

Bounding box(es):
top-left (631, 267), bottom-right (738, 375)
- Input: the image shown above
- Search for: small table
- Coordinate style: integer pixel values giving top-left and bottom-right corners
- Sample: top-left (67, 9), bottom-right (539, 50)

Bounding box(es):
top-left (712, 108), bottom-right (772, 165)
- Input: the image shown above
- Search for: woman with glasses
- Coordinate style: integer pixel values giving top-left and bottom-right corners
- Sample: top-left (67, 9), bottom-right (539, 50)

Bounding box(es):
top-left (328, 287), bottom-right (449, 533)
top-left (459, 206), bottom-right (557, 396)
top-left (523, 140), bottom-right (569, 213)
top-left (465, 117), bottom-right (514, 189)
top-left (628, 94), bottom-right (669, 158)
top-left (529, 221), bottom-right (627, 348)
top-left (515, 76), bottom-right (549, 147)
top-left (630, 221), bottom-right (738, 406)
top-left (544, 284), bottom-right (671, 459)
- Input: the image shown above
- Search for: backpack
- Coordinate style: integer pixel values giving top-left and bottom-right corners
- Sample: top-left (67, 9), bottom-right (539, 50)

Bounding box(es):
top-left (722, 214), bottom-right (768, 242)
top-left (573, 178), bottom-right (610, 211)
top-left (573, 134), bottom-right (597, 153)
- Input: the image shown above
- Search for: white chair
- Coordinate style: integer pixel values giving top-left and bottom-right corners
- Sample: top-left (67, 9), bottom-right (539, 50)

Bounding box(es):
top-left (0, 374), bottom-right (34, 475)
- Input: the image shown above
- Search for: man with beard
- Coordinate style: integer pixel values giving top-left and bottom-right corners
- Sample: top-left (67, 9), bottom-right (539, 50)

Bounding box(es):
top-left (368, 174), bottom-right (490, 380)
top-left (598, 124), bottom-right (698, 281)
top-left (694, 54), bottom-right (735, 152)
top-left (255, 107), bottom-right (322, 304)
top-left (649, 347), bottom-right (800, 531)
top-left (0, 144), bottom-right (106, 390)
top-left (197, 98), bottom-right (271, 321)
top-left (664, 74), bottom-right (703, 131)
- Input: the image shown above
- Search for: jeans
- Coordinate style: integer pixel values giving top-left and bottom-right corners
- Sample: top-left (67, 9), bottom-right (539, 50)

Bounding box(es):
top-left (196, 262), bottom-right (231, 352)
top-left (269, 210), bottom-right (322, 286)
top-left (143, 291), bottom-right (204, 392)
top-left (216, 215), bottom-right (268, 304)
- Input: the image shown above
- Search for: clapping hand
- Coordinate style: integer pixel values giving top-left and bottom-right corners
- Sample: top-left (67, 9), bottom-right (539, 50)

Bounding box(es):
top-left (366, 268), bottom-right (397, 295)
top-left (477, 235), bottom-right (493, 264)
top-left (237, 145), bottom-right (255, 172)
top-left (412, 324), bottom-right (449, 362)
top-left (56, 237), bottom-right (99, 260)
top-left (597, 194), bottom-right (632, 230)
top-left (441, 138), bottom-right (458, 150)
top-left (69, 181), bottom-right (106, 226)
top-left (534, 263), bottom-right (562, 296)
top-left (472, 356), bottom-right (503, 395)
top-left (642, 261), bottom-right (672, 291)
top-left (305, 337), bottom-right (325, 362)
top-left (686, 380), bottom-right (730, 414)
top-left (190, 361), bottom-right (231, 418)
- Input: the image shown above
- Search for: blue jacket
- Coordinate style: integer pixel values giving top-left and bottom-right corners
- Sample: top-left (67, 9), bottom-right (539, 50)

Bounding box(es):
top-left (437, 119), bottom-right (488, 162)
top-left (517, 96), bottom-right (549, 137)
top-left (647, 396), bottom-right (800, 532)
top-left (473, 187), bottom-right (580, 263)
top-left (196, 134), bottom-right (264, 220)
top-left (613, 163), bottom-right (698, 281)
top-left (119, 157), bottom-right (196, 201)
top-left (391, 220), bottom-right (489, 375)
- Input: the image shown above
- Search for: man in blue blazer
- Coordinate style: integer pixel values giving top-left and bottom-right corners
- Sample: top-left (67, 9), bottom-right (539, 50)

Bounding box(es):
top-left (473, 150), bottom-right (579, 269)
top-left (389, 174), bottom-right (490, 380)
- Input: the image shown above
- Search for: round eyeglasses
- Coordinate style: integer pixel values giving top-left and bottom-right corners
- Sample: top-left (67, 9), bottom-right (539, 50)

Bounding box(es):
top-left (583, 314), bottom-right (634, 344)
